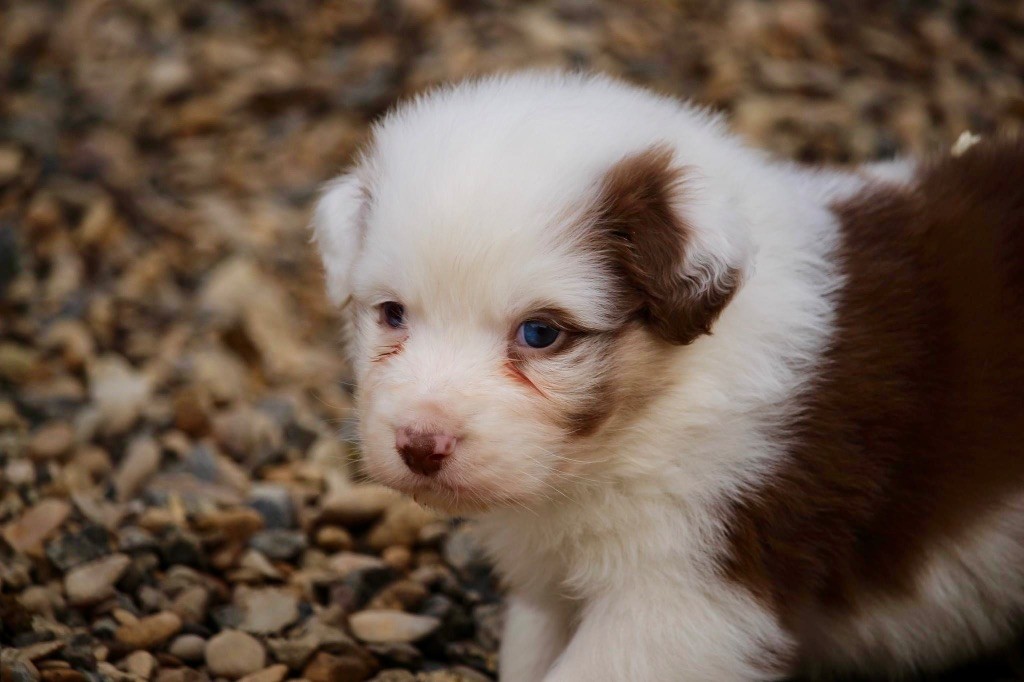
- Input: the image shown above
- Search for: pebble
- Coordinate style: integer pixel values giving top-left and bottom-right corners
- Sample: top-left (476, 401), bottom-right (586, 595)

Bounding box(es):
top-left (320, 485), bottom-right (401, 527)
top-left (369, 672), bottom-right (415, 682)
top-left (366, 500), bottom-right (437, 551)
top-left (247, 485), bottom-right (294, 529)
top-left (88, 355), bottom-right (152, 436)
top-left (302, 652), bottom-right (375, 682)
top-left (2, 499), bottom-right (71, 553)
top-left (204, 630), bottom-right (266, 679)
top-left (235, 665), bottom-right (288, 682)
top-left (235, 587), bottom-right (300, 635)
top-left (46, 524), bottom-right (111, 571)
top-left (265, 619), bottom-right (355, 670)
top-left (314, 525), bottom-right (354, 552)
top-left (249, 529), bottom-right (306, 561)
top-left (122, 650), bottom-right (157, 680)
top-left (381, 546), bottom-right (412, 572)
top-left (348, 610), bottom-right (441, 644)
top-left (27, 421), bottom-right (75, 459)
top-left (171, 585), bottom-right (210, 624)
top-left (115, 610), bottom-right (182, 649)
top-left (168, 634), bottom-right (207, 664)
top-left (113, 436), bottom-right (161, 502)
top-left (63, 553), bottom-right (131, 606)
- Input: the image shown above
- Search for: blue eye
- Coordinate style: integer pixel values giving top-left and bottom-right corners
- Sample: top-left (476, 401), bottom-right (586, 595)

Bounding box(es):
top-left (517, 321), bottom-right (561, 349)
top-left (380, 302), bottom-right (405, 328)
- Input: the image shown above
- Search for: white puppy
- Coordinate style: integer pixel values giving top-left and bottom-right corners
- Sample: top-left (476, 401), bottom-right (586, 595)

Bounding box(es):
top-left (314, 71), bottom-right (1024, 680)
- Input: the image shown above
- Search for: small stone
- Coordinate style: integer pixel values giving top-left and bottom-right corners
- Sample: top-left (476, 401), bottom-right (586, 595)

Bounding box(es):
top-left (4, 459), bottom-right (35, 486)
top-left (155, 670), bottom-right (207, 682)
top-left (113, 436), bottom-right (161, 502)
top-left (367, 579), bottom-right (428, 611)
top-left (314, 525), bottom-right (353, 552)
top-left (212, 404), bottom-right (283, 464)
top-left (417, 668), bottom-right (491, 682)
top-left (368, 672), bottom-right (415, 682)
top-left (237, 549), bottom-right (283, 580)
top-left (205, 630), bottom-right (266, 679)
top-left (365, 643), bottom-right (422, 670)
top-left (302, 652), bottom-right (374, 682)
top-left (28, 422), bottom-right (75, 460)
top-left (265, 619), bottom-right (355, 670)
top-left (122, 651), bottom-right (157, 680)
top-left (235, 665), bottom-right (288, 682)
top-left (168, 634), bottom-right (206, 663)
top-left (1, 660), bottom-right (39, 682)
top-left (159, 529), bottom-right (205, 568)
top-left (88, 355), bottom-right (152, 436)
top-left (46, 524), bottom-right (111, 571)
top-left (366, 500), bottom-right (437, 550)
top-left (2, 499), bottom-right (71, 554)
top-left (348, 610), bottom-right (440, 644)
top-left (64, 553), bottom-right (130, 606)
top-left (328, 552), bottom-right (387, 577)
top-left (249, 529), bottom-right (306, 561)
top-left (172, 387), bottom-right (212, 437)
top-left (115, 611), bottom-right (182, 649)
top-left (236, 587), bottom-right (300, 635)
top-left (196, 507), bottom-right (264, 541)
top-left (171, 585), bottom-right (209, 623)
top-left (16, 586), bottom-right (61, 619)
top-left (381, 546), bottom-right (411, 572)
top-left (17, 639), bottom-right (65, 662)
top-left (247, 485), bottom-right (294, 529)
top-left (39, 670), bottom-right (86, 682)
top-left (320, 485), bottom-right (400, 527)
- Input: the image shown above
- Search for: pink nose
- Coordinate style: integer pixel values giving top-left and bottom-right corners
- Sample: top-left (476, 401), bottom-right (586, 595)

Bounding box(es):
top-left (395, 428), bottom-right (457, 476)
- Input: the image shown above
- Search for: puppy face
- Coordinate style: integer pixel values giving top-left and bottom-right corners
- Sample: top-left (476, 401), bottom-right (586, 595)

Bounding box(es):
top-left (314, 74), bottom-right (747, 512)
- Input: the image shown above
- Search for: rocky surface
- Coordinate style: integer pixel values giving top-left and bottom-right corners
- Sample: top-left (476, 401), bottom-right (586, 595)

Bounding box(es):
top-left (2, 1), bottom-right (1024, 681)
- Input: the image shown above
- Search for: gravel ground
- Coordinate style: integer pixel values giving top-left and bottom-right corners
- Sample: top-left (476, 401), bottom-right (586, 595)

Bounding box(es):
top-left (2, 1), bottom-right (1024, 681)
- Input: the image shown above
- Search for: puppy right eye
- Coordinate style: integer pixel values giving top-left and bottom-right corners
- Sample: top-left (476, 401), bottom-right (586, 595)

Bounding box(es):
top-left (379, 301), bottom-right (405, 329)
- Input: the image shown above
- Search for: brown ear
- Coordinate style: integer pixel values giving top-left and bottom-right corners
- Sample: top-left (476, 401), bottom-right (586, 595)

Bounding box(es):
top-left (592, 145), bottom-right (743, 345)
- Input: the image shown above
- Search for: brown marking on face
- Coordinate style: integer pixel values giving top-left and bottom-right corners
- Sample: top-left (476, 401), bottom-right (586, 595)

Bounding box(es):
top-left (722, 139), bottom-right (1024, 643)
top-left (371, 340), bottom-right (403, 363)
top-left (587, 144), bottom-right (741, 345)
top-left (503, 359), bottom-right (546, 398)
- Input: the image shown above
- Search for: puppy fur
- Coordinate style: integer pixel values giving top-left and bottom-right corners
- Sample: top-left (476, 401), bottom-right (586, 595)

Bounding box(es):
top-left (313, 72), bottom-right (1024, 680)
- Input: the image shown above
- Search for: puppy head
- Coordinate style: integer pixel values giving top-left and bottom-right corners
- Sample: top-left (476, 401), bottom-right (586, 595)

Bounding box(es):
top-left (314, 73), bottom-right (749, 512)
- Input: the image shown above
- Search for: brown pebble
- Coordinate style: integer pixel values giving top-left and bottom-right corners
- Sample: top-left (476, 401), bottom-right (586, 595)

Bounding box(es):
top-left (314, 525), bottom-right (354, 552)
top-left (123, 650), bottom-right (157, 680)
top-left (381, 546), bottom-right (412, 572)
top-left (115, 611), bottom-right (182, 649)
top-left (303, 652), bottom-right (374, 682)
top-left (40, 670), bottom-right (86, 682)
top-left (28, 421), bottom-right (75, 459)
top-left (236, 665), bottom-right (289, 682)
top-left (2, 499), bottom-right (71, 554)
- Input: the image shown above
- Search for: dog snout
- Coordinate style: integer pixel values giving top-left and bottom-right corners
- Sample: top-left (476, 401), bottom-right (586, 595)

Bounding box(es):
top-left (396, 427), bottom-right (457, 476)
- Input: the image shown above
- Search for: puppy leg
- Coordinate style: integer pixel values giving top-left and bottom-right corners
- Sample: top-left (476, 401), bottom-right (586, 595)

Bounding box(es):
top-left (541, 578), bottom-right (791, 682)
top-left (500, 594), bottom-right (572, 682)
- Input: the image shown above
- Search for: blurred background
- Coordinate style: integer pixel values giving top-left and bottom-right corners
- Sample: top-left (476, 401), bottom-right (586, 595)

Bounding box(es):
top-left (2, 1), bottom-right (1024, 681)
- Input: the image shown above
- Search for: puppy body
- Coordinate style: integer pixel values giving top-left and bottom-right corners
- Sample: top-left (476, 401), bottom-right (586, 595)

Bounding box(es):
top-left (314, 72), bottom-right (1024, 680)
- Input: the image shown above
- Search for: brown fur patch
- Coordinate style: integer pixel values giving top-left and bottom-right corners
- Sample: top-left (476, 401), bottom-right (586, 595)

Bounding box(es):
top-left (723, 139), bottom-right (1024, 658)
top-left (590, 145), bottom-right (740, 345)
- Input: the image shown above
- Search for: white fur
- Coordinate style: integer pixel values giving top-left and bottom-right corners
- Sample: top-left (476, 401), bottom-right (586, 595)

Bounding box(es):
top-left (313, 72), bottom-right (990, 680)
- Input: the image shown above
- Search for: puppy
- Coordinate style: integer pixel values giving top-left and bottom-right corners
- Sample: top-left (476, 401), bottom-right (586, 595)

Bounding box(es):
top-left (313, 72), bottom-right (1024, 680)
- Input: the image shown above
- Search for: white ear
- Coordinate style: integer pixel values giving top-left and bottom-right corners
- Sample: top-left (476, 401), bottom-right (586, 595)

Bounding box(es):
top-left (312, 174), bottom-right (367, 306)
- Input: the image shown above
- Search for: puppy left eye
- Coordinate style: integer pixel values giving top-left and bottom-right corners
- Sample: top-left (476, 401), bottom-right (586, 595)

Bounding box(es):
top-left (517, 321), bottom-right (561, 349)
